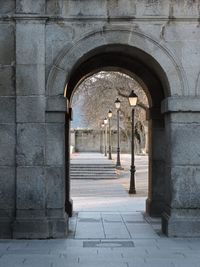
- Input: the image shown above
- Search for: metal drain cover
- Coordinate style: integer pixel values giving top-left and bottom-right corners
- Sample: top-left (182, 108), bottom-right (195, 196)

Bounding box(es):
top-left (83, 241), bottom-right (134, 248)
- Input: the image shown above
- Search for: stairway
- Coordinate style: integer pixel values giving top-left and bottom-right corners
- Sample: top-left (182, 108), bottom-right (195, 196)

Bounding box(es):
top-left (70, 153), bottom-right (118, 180)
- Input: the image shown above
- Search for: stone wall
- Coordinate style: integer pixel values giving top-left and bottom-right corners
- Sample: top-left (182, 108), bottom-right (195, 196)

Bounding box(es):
top-left (0, 0), bottom-right (200, 238)
top-left (71, 129), bottom-right (147, 154)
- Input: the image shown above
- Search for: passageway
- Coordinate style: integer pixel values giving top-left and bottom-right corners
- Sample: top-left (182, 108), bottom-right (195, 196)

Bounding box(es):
top-left (69, 152), bottom-right (152, 238)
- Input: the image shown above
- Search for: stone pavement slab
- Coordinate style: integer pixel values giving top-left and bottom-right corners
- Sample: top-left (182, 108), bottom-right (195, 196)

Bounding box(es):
top-left (0, 154), bottom-right (200, 267)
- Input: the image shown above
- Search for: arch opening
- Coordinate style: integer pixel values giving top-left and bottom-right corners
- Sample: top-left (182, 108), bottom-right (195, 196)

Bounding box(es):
top-left (64, 44), bottom-right (169, 225)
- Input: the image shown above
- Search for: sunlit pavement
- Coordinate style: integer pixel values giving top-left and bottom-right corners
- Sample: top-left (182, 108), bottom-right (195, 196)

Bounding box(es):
top-left (0, 153), bottom-right (200, 267)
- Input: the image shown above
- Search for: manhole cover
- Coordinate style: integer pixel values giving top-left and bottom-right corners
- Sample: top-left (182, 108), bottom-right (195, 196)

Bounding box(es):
top-left (83, 241), bottom-right (134, 248)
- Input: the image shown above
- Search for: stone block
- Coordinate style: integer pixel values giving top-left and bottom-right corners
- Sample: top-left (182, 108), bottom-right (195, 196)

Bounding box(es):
top-left (172, 0), bottom-right (200, 18)
top-left (0, 0), bottom-right (15, 14)
top-left (162, 97), bottom-right (200, 114)
top-left (0, 66), bottom-right (15, 96)
top-left (169, 123), bottom-right (200, 165)
top-left (16, 96), bottom-right (46, 123)
top-left (16, 64), bottom-right (45, 96)
top-left (0, 24), bottom-right (15, 65)
top-left (16, 209), bottom-right (46, 218)
top-left (0, 97), bottom-right (15, 123)
top-left (48, 217), bottom-right (68, 238)
top-left (107, 0), bottom-right (136, 17)
top-left (152, 128), bottom-right (166, 160)
top-left (168, 113), bottom-right (200, 124)
top-left (136, 0), bottom-right (169, 17)
top-left (0, 124), bottom-right (15, 166)
top-left (46, 167), bottom-right (65, 209)
top-left (152, 160), bottom-right (165, 198)
top-left (46, 96), bottom-right (66, 112)
top-left (17, 123), bottom-right (45, 166)
top-left (16, 0), bottom-right (45, 14)
top-left (13, 218), bottom-right (49, 239)
top-left (62, 0), bottom-right (107, 17)
top-left (47, 67), bottom-right (68, 96)
top-left (16, 167), bottom-right (45, 209)
top-left (0, 167), bottom-right (15, 209)
top-left (170, 166), bottom-right (200, 209)
top-left (16, 22), bottom-right (45, 65)
top-left (0, 220), bottom-right (13, 238)
top-left (162, 209), bottom-right (200, 237)
top-left (46, 23), bottom-right (74, 53)
top-left (46, 112), bottom-right (65, 123)
top-left (46, 123), bottom-right (65, 166)
top-left (147, 159), bottom-right (166, 216)
top-left (46, 0), bottom-right (62, 15)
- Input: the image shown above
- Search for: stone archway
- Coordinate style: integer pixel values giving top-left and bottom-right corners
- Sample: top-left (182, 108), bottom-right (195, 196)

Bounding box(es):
top-left (46, 27), bottom-right (192, 237)
top-left (47, 26), bottom-right (187, 97)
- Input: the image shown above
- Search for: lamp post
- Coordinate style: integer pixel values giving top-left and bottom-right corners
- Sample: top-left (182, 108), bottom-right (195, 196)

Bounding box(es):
top-left (128, 90), bottom-right (138, 194)
top-left (108, 110), bottom-right (112, 160)
top-left (115, 98), bottom-right (123, 169)
top-left (101, 123), bottom-right (105, 154)
top-left (104, 117), bottom-right (108, 156)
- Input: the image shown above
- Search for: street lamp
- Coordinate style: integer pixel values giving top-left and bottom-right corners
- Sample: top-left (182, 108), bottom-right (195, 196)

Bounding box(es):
top-left (108, 110), bottom-right (112, 160)
top-left (115, 98), bottom-right (123, 169)
top-left (104, 117), bottom-right (108, 156)
top-left (128, 90), bottom-right (138, 194)
top-left (101, 123), bottom-right (105, 154)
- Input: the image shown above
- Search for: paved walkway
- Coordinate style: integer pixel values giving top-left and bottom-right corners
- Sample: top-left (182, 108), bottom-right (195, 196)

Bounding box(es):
top-left (0, 153), bottom-right (200, 267)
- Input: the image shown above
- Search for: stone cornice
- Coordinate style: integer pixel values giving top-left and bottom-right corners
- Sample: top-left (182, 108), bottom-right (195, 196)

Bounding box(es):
top-left (162, 97), bottom-right (200, 114)
top-left (0, 14), bottom-right (200, 23)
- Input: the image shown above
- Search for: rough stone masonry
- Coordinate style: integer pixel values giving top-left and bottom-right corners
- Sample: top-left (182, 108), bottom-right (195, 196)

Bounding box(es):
top-left (0, 0), bottom-right (200, 238)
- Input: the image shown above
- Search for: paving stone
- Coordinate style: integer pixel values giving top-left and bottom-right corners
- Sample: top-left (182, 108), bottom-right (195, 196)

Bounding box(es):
top-left (126, 223), bottom-right (158, 238)
top-left (75, 222), bottom-right (105, 239)
top-left (103, 221), bottom-right (130, 239)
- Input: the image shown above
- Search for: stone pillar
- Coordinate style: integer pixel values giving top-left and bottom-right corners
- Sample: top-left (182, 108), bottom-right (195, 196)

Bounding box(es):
top-left (162, 97), bottom-right (200, 237)
top-left (13, 15), bottom-right (68, 238)
top-left (46, 97), bottom-right (69, 236)
top-left (146, 108), bottom-right (166, 217)
top-left (0, 18), bottom-right (16, 238)
top-left (13, 17), bottom-right (47, 238)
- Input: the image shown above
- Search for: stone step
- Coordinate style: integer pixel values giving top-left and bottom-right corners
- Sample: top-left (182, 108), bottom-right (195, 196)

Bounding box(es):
top-left (71, 172), bottom-right (116, 175)
top-left (70, 176), bottom-right (117, 180)
top-left (71, 171), bottom-right (117, 179)
top-left (70, 165), bottom-right (115, 169)
top-left (71, 173), bottom-right (116, 176)
top-left (70, 160), bottom-right (117, 179)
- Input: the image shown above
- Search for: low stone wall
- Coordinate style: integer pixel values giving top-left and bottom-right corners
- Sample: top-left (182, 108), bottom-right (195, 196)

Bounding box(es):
top-left (71, 129), bottom-right (147, 154)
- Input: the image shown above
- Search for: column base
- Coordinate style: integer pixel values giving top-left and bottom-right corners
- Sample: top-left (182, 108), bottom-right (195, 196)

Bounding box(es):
top-left (13, 216), bottom-right (68, 239)
top-left (162, 208), bottom-right (200, 237)
top-left (0, 210), bottom-right (15, 238)
top-left (0, 219), bottom-right (13, 238)
top-left (146, 198), bottom-right (165, 217)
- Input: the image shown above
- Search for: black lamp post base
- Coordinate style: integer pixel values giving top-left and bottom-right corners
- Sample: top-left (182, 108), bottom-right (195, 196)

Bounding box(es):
top-left (108, 147), bottom-right (112, 160)
top-left (129, 164), bottom-right (136, 194)
top-left (129, 189), bottom-right (136, 194)
top-left (116, 165), bottom-right (124, 170)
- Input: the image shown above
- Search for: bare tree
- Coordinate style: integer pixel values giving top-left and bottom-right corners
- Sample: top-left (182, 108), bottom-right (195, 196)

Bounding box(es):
top-left (72, 71), bottom-right (149, 153)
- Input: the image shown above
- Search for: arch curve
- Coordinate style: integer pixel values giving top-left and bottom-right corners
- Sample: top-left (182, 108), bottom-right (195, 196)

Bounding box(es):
top-left (47, 26), bottom-right (188, 101)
